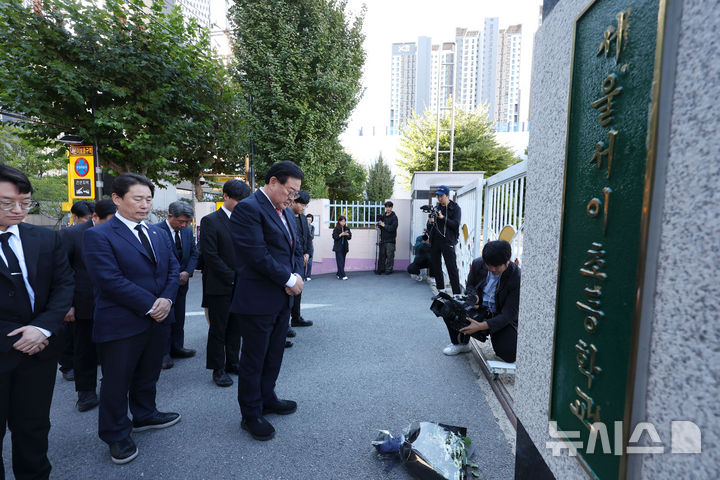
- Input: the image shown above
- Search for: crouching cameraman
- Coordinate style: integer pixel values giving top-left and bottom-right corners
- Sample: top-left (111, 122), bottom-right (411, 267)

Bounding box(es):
top-left (443, 240), bottom-right (519, 363)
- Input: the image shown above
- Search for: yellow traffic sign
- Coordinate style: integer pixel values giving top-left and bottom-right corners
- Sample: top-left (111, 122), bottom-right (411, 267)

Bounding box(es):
top-left (68, 146), bottom-right (95, 200)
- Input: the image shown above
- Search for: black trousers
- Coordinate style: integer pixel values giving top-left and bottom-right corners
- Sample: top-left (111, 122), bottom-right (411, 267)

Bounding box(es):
top-left (407, 255), bottom-right (431, 275)
top-left (58, 321), bottom-right (73, 373)
top-left (205, 294), bottom-right (241, 371)
top-left (290, 291), bottom-right (302, 321)
top-left (236, 306), bottom-right (290, 418)
top-left (0, 349), bottom-right (58, 480)
top-left (377, 242), bottom-right (396, 273)
top-left (97, 321), bottom-right (170, 444)
top-left (444, 319), bottom-right (517, 363)
top-left (167, 283), bottom-right (188, 354)
top-left (430, 241), bottom-right (461, 293)
top-left (73, 317), bottom-right (98, 392)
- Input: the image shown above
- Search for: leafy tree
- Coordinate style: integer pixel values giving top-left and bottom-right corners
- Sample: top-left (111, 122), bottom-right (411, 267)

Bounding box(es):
top-left (365, 153), bottom-right (394, 202)
top-left (0, 0), bottom-right (246, 194)
top-left (230, 0), bottom-right (365, 197)
top-left (326, 147), bottom-right (365, 201)
top-left (397, 107), bottom-right (518, 184)
top-left (0, 124), bottom-right (65, 176)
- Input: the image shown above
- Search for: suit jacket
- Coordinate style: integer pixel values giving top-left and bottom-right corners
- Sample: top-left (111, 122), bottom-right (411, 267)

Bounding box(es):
top-left (82, 215), bottom-right (180, 343)
top-left (58, 219), bottom-right (94, 319)
top-left (229, 190), bottom-right (303, 316)
top-left (332, 226), bottom-right (352, 254)
top-left (199, 208), bottom-right (236, 297)
top-left (0, 223), bottom-right (74, 365)
top-left (155, 221), bottom-right (199, 275)
top-left (292, 213), bottom-right (313, 272)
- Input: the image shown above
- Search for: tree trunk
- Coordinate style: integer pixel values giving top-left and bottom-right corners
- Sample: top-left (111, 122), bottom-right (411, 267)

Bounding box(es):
top-left (193, 176), bottom-right (204, 202)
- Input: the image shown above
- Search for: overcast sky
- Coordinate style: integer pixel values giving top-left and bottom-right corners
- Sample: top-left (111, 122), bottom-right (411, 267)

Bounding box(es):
top-left (342, 0), bottom-right (543, 135)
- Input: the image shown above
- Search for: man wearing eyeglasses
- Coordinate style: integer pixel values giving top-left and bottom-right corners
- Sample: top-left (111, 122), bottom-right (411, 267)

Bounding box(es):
top-left (229, 161), bottom-right (305, 441)
top-left (0, 165), bottom-right (74, 479)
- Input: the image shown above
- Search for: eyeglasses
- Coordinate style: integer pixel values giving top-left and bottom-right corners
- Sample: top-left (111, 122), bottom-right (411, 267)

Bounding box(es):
top-left (284, 186), bottom-right (299, 200)
top-left (0, 200), bottom-right (38, 211)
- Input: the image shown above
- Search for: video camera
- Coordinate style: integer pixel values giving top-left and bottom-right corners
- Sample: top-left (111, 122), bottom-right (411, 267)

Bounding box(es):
top-left (420, 204), bottom-right (440, 217)
top-left (430, 292), bottom-right (490, 342)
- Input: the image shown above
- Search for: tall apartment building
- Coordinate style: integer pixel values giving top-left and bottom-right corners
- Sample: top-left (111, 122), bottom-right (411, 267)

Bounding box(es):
top-left (164, 0), bottom-right (211, 28)
top-left (454, 18), bottom-right (499, 119)
top-left (495, 24), bottom-right (522, 130)
top-left (389, 37), bottom-right (431, 135)
top-left (429, 43), bottom-right (456, 116)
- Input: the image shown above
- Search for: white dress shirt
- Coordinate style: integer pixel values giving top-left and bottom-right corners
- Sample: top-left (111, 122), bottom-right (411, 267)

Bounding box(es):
top-left (0, 224), bottom-right (51, 337)
top-left (258, 188), bottom-right (297, 288)
top-left (221, 205), bottom-right (233, 219)
top-left (114, 213), bottom-right (156, 258)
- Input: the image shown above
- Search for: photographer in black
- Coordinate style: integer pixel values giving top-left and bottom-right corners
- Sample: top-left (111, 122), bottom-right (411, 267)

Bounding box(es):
top-left (376, 201), bottom-right (398, 275)
top-left (442, 240), bottom-right (519, 362)
top-left (426, 185), bottom-right (462, 294)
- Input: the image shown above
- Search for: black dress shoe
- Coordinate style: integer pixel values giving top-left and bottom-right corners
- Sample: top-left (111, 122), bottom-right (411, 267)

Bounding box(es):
top-left (225, 363), bottom-right (241, 375)
top-left (291, 317), bottom-right (313, 327)
top-left (132, 411), bottom-right (181, 432)
top-left (77, 391), bottom-right (99, 412)
top-left (161, 354), bottom-right (174, 369)
top-left (285, 341), bottom-right (293, 348)
top-left (286, 328), bottom-right (296, 338)
top-left (170, 347), bottom-right (196, 359)
top-left (213, 369), bottom-right (233, 387)
top-left (262, 399), bottom-right (297, 415)
top-left (241, 416), bottom-right (275, 441)
top-left (109, 437), bottom-right (138, 465)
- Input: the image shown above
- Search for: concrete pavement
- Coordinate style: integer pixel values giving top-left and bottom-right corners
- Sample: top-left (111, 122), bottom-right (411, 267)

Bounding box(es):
top-left (3, 271), bottom-right (514, 479)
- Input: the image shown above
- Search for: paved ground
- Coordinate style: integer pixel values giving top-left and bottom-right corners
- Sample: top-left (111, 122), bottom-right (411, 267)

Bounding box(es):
top-left (3, 271), bottom-right (514, 479)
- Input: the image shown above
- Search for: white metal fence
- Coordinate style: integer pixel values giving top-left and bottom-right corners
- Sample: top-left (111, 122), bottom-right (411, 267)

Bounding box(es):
top-left (328, 200), bottom-right (385, 228)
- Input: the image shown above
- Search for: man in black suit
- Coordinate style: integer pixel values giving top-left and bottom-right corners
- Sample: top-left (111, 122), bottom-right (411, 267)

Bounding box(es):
top-left (58, 200), bottom-right (95, 382)
top-left (83, 174), bottom-right (180, 465)
top-left (289, 190), bottom-right (313, 334)
top-left (155, 201), bottom-right (199, 369)
top-left (0, 165), bottom-right (74, 479)
top-left (59, 199), bottom-right (117, 412)
top-left (199, 180), bottom-right (250, 387)
top-left (230, 161), bottom-right (305, 441)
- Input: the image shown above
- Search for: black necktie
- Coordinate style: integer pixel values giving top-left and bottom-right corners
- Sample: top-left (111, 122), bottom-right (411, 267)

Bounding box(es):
top-left (134, 225), bottom-right (156, 264)
top-left (0, 232), bottom-right (32, 318)
top-left (174, 230), bottom-right (182, 258)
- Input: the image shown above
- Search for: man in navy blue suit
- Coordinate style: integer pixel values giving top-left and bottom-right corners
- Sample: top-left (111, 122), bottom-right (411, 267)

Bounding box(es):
top-left (83, 174), bottom-right (180, 465)
top-left (230, 161), bottom-right (305, 441)
top-left (155, 201), bottom-right (199, 369)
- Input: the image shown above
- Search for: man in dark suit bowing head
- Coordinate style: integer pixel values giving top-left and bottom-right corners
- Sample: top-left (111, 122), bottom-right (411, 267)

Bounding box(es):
top-left (0, 165), bottom-right (74, 480)
top-left (83, 174), bottom-right (180, 465)
top-left (230, 161), bottom-right (305, 441)
top-left (155, 201), bottom-right (199, 369)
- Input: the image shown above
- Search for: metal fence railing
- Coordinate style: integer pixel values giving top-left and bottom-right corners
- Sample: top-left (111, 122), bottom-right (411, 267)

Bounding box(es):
top-left (328, 201), bottom-right (385, 228)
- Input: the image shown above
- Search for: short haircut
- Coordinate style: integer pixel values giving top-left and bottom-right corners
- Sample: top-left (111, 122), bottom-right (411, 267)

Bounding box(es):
top-left (295, 190), bottom-right (310, 205)
top-left (112, 173), bottom-right (155, 198)
top-left (384, 201), bottom-right (393, 208)
top-left (168, 200), bottom-right (194, 218)
top-left (482, 240), bottom-right (512, 267)
top-left (265, 161), bottom-right (304, 184)
top-left (306, 213), bottom-right (314, 222)
top-left (71, 201), bottom-right (95, 218)
top-left (94, 199), bottom-right (117, 219)
top-left (223, 179), bottom-right (251, 201)
top-left (0, 164), bottom-right (33, 194)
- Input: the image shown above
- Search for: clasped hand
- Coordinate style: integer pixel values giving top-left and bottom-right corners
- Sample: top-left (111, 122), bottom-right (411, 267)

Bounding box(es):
top-left (8, 326), bottom-right (49, 355)
top-left (285, 275), bottom-right (304, 296)
top-left (149, 297), bottom-right (172, 322)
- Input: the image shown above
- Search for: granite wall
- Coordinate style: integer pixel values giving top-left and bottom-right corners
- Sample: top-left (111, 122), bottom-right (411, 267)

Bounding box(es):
top-left (516, 0), bottom-right (718, 478)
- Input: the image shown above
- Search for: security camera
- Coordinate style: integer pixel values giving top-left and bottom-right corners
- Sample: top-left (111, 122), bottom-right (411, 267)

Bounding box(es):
top-left (199, 176), bottom-right (206, 185)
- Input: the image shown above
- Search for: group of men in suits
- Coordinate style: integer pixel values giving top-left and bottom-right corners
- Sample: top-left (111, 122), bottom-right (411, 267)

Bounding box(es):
top-left (1, 160), bottom-right (312, 476)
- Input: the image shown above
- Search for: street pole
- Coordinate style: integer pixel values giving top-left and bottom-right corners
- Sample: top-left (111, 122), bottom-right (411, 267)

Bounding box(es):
top-left (94, 138), bottom-right (103, 200)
